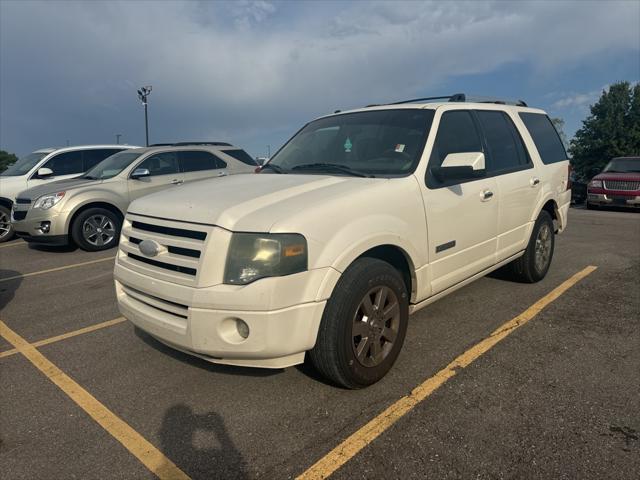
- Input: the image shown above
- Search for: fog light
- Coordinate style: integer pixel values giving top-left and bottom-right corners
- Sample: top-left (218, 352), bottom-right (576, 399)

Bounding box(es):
top-left (39, 221), bottom-right (51, 233)
top-left (236, 319), bottom-right (250, 339)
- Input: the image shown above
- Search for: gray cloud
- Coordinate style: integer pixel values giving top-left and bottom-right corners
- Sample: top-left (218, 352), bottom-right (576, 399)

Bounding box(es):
top-left (1, 0), bottom-right (638, 156)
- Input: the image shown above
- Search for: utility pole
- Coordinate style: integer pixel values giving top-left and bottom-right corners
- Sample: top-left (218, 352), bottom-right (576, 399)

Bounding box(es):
top-left (137, 86), bottom-right (152, 146)
top-left (267, 145), bottom-right (271, 157)
top-left (115, 134), bottom-right (122, 145)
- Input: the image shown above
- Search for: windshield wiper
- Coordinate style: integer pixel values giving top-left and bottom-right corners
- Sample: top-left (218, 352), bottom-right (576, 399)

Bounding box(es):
top-left (292, 163), bottom-right (372, 178)
top-left (260, 163), bottom-right (286, 174)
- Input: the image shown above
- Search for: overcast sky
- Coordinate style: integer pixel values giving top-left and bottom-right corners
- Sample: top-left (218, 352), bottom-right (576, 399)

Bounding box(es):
top-left (1, 0), bottom-right (639, 158)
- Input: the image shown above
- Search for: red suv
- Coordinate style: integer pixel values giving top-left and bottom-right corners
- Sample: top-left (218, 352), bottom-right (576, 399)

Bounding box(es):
top-left (587, 156), bottom-right (640, 209)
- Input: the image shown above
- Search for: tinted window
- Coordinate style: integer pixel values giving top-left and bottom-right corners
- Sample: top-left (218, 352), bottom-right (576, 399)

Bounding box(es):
top-left (222, 149), bottom-right (257, 166)
top-left (477, 111), bottom-right (529, 173)
top-left (137, 152), bottom-right (180, 176)
top-left (180, 151), bottom-right (224, 172)
top-left (430, 110), bottom-right (483, 166)
top-left (519, 113), bottom-right (567, 164)
top-left (83, 149), bottom-right (124, 171)
top-left (43, 151), bottom-right (83, 176)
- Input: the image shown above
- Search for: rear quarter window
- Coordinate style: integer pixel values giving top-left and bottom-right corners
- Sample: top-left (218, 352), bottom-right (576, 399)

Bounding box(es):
top-left (518, 113), bottom-right (568, 164)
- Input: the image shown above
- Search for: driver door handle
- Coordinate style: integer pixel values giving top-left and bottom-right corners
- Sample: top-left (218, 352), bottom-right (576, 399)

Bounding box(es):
top-left (481, 189), bottom-right (494, 201)
top-left (530, 177), bottom-right (540, 187)
top-left (170, 179), bottom-right (183, 185)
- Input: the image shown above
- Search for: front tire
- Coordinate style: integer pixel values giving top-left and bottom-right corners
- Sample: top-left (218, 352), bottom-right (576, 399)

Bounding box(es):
top-left (309, 257), bottom-right (409, 389)
top-left (509, 210), bottom-right (555, 283)
top-left (0, 205), bottom-right (15, 243)
top-left (71, 208), bottom-right (121, 251)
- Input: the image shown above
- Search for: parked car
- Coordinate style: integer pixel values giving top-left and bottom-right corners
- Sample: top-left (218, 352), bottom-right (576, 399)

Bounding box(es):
top-left (11, 143), bottom-right (256, 251)
top-left (587, 156), bottom-right (640, 209)
top-left (114, 95), bottom-right (571, 388)
top-left (0, 145), bottom-right (136, 242)
top-left (570, 170), bottom-right (587, 204)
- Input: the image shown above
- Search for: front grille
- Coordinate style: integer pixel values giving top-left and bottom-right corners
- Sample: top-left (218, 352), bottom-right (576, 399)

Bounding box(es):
top-left (15, 198), bottom-right (31, 204)
top-left (127, 252), bottom-right (197, 276)
top-left (12, 211), bottom-right (27, 221)
top-left (603, 180), bottom-right (640, 191)
top-left (119, 215), bottom-right (210, 286)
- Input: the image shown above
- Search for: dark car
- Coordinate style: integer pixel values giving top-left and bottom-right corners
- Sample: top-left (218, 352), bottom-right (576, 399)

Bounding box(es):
top-left (570, 171), bottom-right (587, 204)
top-left (587, 157), bottom-right (640, 209)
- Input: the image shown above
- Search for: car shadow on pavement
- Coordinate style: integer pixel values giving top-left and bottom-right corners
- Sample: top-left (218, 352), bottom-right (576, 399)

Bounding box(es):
top-left (159, 404), bottom-right (249, 480)
top-left (133, 326), bottom-right (282, 379)
top-left (0, 270), bottom-right (22, 311)
top-left (27, 243), bottom-right (79, 253)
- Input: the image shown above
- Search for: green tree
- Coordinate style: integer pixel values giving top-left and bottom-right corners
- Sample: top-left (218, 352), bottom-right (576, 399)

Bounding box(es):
top-left (0, 150), bottom-right (18, 173)
top-left (569, 81), bottom-right (640, 179)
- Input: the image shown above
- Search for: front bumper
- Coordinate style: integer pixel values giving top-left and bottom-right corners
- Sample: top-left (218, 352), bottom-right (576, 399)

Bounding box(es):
top-left (11, 207), bottom-right (70, 244)
top-left (587, 192), bottom-right (640, 208)
top-left (114, 261), bottom-right (330, 369)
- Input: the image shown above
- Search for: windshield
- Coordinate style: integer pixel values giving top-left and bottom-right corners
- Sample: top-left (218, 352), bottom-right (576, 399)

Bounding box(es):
top-left (83, 151), bottom-right (143, 180)
top-left (603, 157), bottom-right (640, 173)
top-left (1, 152), bottom-right (48, 176)
top-left (266, 109), bottom-right (435, 176)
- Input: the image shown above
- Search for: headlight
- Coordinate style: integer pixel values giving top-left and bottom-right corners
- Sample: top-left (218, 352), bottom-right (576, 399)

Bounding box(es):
top-left (33, 191), bottom-right (65, 210)
top-left (224, 233), bottom-right (308, 285)
top-left (588, 180), bottom-right (603, 188)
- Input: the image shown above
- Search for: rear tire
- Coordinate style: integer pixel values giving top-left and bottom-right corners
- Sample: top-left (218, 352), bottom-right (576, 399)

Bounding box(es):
top-left (0, 205), bottom-right (15, 243)
top-left (586, 202), bottom-right (598, 210)
top-left (71, 207), bottom-right (121, 251)
top-left (309, 257), bottom-right (409, 389)
top-left (509, 210), bottom-right (555, 283)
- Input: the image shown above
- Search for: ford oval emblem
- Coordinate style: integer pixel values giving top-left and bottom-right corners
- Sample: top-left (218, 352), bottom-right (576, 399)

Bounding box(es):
top-left (139, 239), bottom-right (161, 257)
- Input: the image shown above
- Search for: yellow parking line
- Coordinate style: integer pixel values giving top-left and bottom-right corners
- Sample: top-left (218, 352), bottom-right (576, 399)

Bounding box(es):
top-left (0, 319), bottom-right (190, 480)
top-left (0, 256), bottom-right (116, 283)
top-left (0, 240), bottom-right (24, 249)
top-left (297, 265), bottom-right (598, 480)
top-left (0, 317), bottom-right (127, 359)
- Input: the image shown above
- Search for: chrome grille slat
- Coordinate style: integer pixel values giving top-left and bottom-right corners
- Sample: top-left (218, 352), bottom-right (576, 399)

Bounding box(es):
top-left (603, 180), bottom-right (640, 191)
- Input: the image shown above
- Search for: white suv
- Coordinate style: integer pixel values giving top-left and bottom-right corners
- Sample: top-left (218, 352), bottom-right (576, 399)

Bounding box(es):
top-left (115, 95), bottom-right (571, 388)
top-left (0, 144), bottom-right (137, 242)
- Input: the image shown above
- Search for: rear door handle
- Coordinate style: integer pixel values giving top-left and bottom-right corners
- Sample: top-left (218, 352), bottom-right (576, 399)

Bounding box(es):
top-left (530, 177), bottom-right (540, 187)
top-left (481, 190), bottom-right (494, 201)
top-left (170, 179), bottom-right (183, 185)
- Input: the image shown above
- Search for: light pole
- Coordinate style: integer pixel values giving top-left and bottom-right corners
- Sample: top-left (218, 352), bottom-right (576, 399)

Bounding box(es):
top-left (137, 86), bottom-right (152, 146)
top-left (115, 134), bottom-right (122, 145)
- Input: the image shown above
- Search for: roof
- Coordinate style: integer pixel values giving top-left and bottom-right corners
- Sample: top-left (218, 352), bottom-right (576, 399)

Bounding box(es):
top-left (33, 144), bottom-right (139, 154)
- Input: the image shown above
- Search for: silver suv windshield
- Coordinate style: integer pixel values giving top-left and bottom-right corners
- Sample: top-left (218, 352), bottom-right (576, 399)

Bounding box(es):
top-left (266, 109), bottom-right (435, 177)
top-left (83, 151), bottom-right (143, 180)
top-left (1, 152), bottom-right (48, 176)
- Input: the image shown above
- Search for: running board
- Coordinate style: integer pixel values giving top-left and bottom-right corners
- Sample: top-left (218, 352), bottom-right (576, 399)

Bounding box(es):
top-left (409, 251), bottom-right (525, 315)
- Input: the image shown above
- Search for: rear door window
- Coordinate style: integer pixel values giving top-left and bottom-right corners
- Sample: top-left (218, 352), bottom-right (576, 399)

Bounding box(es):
top-left (136, 152), bottom-right (180, 176)
top-left (518, 113), bottom-right (567, 164)
top-left (42, 151), bottom-right (84, 176)
top-left (179, 151), bottom-right (225, 172)
top-left (222, 149), bottom-right (257, 166)
top-left (476, 111), bottom-right (530, 173)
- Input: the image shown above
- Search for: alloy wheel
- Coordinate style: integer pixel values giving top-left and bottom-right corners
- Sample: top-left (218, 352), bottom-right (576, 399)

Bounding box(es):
top-left (534, 223), bottom-right (552, 273)
top-left (0, 210), bottom-right (11, 240)
top-left (82, 214), bottom-right (116, 247)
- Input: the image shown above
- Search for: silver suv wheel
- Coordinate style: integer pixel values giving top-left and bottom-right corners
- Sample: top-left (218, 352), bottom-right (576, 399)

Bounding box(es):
top-left (82, 214), bottom-right (116, 247)
top-left (0, 209), bottom-right (11, 240)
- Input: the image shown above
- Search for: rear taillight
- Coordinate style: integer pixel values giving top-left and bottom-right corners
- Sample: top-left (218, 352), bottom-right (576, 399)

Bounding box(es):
top-left (567, 164), bottom-right (572, 191)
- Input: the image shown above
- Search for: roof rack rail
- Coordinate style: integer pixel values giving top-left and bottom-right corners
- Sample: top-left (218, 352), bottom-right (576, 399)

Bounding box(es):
top-left (172, 142), bottom-right (233, 147)
top-left (148, 143), bottom-right (174, 147)
top-left (364, 93), bottom-right (527, 108)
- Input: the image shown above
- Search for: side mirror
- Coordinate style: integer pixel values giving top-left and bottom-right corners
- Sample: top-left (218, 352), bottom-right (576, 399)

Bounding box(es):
top-left (431, 152), bottom-right (486, 182)
top-left (37, 167), bottom-right (54, 178)
top-left (131, 168), bottom-right (150, 179)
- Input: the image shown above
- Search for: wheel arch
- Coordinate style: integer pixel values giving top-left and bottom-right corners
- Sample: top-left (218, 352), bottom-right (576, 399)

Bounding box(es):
top-left (67, 201), bottom-right (125, 234)
top-left (0, 197), bottom-right (13, 209)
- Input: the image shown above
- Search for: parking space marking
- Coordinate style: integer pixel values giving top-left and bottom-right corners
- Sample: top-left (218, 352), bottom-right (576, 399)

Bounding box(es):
top-left (0, 240), bottom-right (24, 249)
top-left (297, 265), bottom-right (598, 480)
top-left (0, 317), bottom-right (126, 359)
top-left (0, 319), bottom-right (190, 480)
top-left (0, 256), bottom-right (116, 283)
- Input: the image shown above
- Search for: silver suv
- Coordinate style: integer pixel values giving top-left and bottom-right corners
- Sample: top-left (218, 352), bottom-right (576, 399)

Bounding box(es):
top-left (12, 143), bottom-right (257, 251)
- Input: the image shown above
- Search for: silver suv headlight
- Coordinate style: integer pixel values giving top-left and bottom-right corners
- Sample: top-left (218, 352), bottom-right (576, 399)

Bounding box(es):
top-left (33, 191), bottom-right (65, 210)
top-left (224, 233), bottom-right (308, 285)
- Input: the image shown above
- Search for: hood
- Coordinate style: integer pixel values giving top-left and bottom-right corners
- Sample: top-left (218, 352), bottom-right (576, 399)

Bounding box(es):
top-left (592, 171), bottom-right (640, 181)
top-left (0, 175), bottom-right (28, 201)
top-left (128, 173), bottom-right (381, 232)
top-left (15, 177), bottom-right (102, 201)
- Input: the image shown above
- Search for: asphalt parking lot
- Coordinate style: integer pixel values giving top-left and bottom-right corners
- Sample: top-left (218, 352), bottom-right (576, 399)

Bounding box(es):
top-left (1, 207), bottom-right (638, 480)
